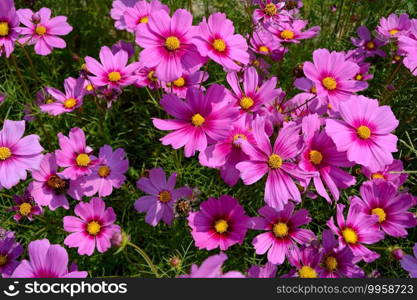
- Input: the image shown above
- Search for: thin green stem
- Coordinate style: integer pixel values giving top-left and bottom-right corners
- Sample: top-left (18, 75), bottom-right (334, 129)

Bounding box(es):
top-left (127, 241), bottom-right (160, 278)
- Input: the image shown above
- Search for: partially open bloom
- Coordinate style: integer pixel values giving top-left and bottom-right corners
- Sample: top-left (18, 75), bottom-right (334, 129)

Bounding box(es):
top-left (64, 198), bottom-right (120, 256)
top-left (193, 12), bottom-right (249, 71)
top-left (188, 195), bottom-right (249, 251)
top-left (401, 244), bottom-right (417, 278)
top-left (326, 96), bottom-right (399, 170)
top-left (179, 253), bottom-right (245, 278)
top-left (17, 7), bottom-right (73, 56)
top-left (250, 203), bottom-right (315, 265)
top-left (0, 0), bottom-right (20, 57)
top-left (284, 246), bottom-right (322, 278)
top-left (351, 26), bottom-right (386, 58)
top-left (11, 239), bottom-right (87, 278)
top-left (249, 28), bottom-right (281, 56)
top-left (135, 167), bottom-right (192, 226)
top-left (0, 236), bottom-right (22, 277)
top-left (153, 85), bottom-right (238, 157)
top-left (0, 120), bottom-right (43, 190)
top-left (268, 20), bottom-right (320, 44)
top-left (361, 159), bottom-right (408, 188)
top-left (162, 70), bottom-right (208, 99)
top-left (123, 0), bottom-right (169, 32)
top-left (376, 13), bottom-right (411, 39)
top-left (10, 191), bottom-right (41, 222)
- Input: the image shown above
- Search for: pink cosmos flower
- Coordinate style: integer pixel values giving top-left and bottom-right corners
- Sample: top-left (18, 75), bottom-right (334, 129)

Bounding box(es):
top-left (401, 244), bottom-right (417, 278)
top-left (123, 0), bottom-right (168, 32)
top-left (0, 0), bottom-right (20, 57)
top-left (188, 195), bottom-right (249, 251)
top-left (110, 0), bottom-right (138, 31)
top-left (361, 159), bottom-right (408, 188)
top-left (351, 26), bottom-right (386, 58)
top-left (55, 127), bottom-right (98, 180)
top-left (252, 0), bottom-right (289, 25)
top-left (283, 246), bottom-right (322, 278)
top-left (82, 145), bottom-right (129, 198)
top-left (192, 12), bottom-right (249, 71)
top-left (134, 167), bottom-right (192, 226)
top-left (236, 117), bottom-right (305, 210)
top-left (85, 46), bottom-right (140, 88)
top-left (10, 191), bottom-right (41, 222)
top-left (350, 181), bottom-right (417, 238)
top-left (0, 236), bottom-right (22, 277)
top-left (250, 203), bottom-right (315, 265)
top-left (135, 8), bottom-right (206, 82)
top-left (134, 63), bottom-right (160, 89)
top-left (325, 96), bottom-right (399, 170)
top-left (249, 28), bottom-right (281, 56)
top-left (268, 20), bottom-right (320, 44)
top-left (179, 253), bottom-right (245, 278)
top-left (327, 203), bottom-right (384, 263)
top-left (376, 13), bottom-right (411, 39)
top-left (28, 153), bottom-right (83, 211)
top-left (17, 8), bottom-right (73, 56)
top-left (162, 70), bottom-right (208, 99)
top-left (11, 239), bottom-right (87, 278)
top-left (152, 85), bottom-right (238, 157)
top-left (248, 262), bottom-right (277, 278)
top-left (0, 120), bottom-right (43, 190)
top-left (303, 49), bottom-right (367, 110)
top-left (64, 198), bottom-right (121, 256)
top-left (40, 77), bottom-right (85, 116)
top-left (398, 33), bottom-right (417, 76)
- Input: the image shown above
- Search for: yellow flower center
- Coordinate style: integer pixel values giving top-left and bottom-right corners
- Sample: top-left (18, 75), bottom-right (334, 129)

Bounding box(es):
top-left (258, 45), bottom-right (270, 53)
top-left (324, 256), bottom-right (338, 271)
top-left (212, 39), bottom-right (226, 52)
top-left (87, 221), bottom-right (101, 236)
top-left (240, 96), bottom-right (254, 110)
top-left (233, 134), bottom-right (247, 147)
top-left (45, 98), bottom-right (55, 104)
top-left (371, 173), bottom-right (385, 180)
top-left (147, 70), bottom-right (157, 82)
top-left (0, 22), bottom-right (9, 36)
top-left (63, 98), bottom-right (77, 109)
top-left (298, 266), bottom-right (317, 278)
top-left (355, 74), bottom-right (363, 81)
top-left (108, 71), bottom-right (122, 82)
top-left (98, 165), bottom-right (111, 178)
top-left (86, 84), bottom-right (94, 92)
top-left (328, 103), bottom-right (333, 110)
top-left (322, 77), bottom-right (337, 90)
top-left (394, 55), bottom-right (401, 61)
top-left (0, 147), bottom-right (12, 161)
top-left (309, 150), bottom-right (323, 165)
top-left (75, 153), bottom-right (91, 167)
top-left (342, 228), bottom-right (358, 244)
top-left (273, 222), bottom-right (289, 237)
top-left (371, 207), bottom-right (386, 223)
top-left (214, 219), bottom-right (229, 234)
top-left (357, 125), bottom-right (371, 139)
top-left (165, 36), bottom-right (180, 51)
top-left (366, 41), bottom-right (375, 50)
top-left (47, 175), bottom-right (68, 193)
top-left (191, 113), bottom-right (205, 127)
top-left (280, 29), bottom-right (295, 40)
top-left (264, 3), bottom-right (277, 16)
top-left (139, 16), bottom-right (149, 24)
top-left (389, 29), bottom-right (399, 36)
top-left (268, 154), bottom-right (283, 169)
top-left (19, 202), bottom-right (32, 216)
top-left (173, 77), bottom-right (186, 87)
top-left (158, 190), bottom-right (172, 203)
top-left (0, 255), bottom-right (7, 266)
top-left (310, 86), bottom-right (317, 94)
top-left (35, 25), bottom-right (47, 35)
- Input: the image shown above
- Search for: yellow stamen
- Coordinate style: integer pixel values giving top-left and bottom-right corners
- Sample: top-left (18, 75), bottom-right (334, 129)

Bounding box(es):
top-left (0, 22), bottom-right (9, 36)
top-left (240, 96), bottom-right (254, 110)
top-left (158, 190), bottom-right (172, 203)
top-left (310, 86), bottom-right (317, 94)
top-left (147, 70), bottom-right (157, 82)
top-left (268, 154), bottom-right (283, 169)
top-left (46, 175), bottom-right (68, 192)
top-left (191, 113), bottom-right (205, 127)
top-left (98, 166), bottom-right (111, 178)
top-left (214, 219), bottom-right (229, 234)
top-left (389, 29), bottom-right (399, 36)
top-left (264, 3), bottom-right (277, 16)
top-left (258, 45), bottom-right (270, 53)
top-left (280, 29), bottom-right (295, 40)
top-left (0, 255), bottom-right (7, 266)
top-left (355, 74), bottom-right (363, 81)
top-left (212, 39), bottom-right (226, 52)
top-left (35, 25), bottom-right (47, 36)
top-left (324, 256), bottom-right (338, 271)
top-left (86, 84), bottom-right (94, 92)
top-left (342, 228), bottom-right (358, 244)
top-left (322, 77), bottom-right (337, 90)
top-left (357, 125), bottom-right (371, 139)
top-left (173, 77), bottom-right (186, 87)
top-left (165, 36), bottom-right (180, 51)
top-left (139, 16), bottom-right (149, 24)
top-left (19, 202), bottom-right (32, 216)
top-left (63, 98), bottom-right (77, 109)
top-left (108, 71), bottom-right (121, 82)
top-left (309, 150), bottom-right (323, 165)
top-left (298, 266), bottom-right (317, 278)
top-left (371, 207), bottom-right (386, 223)
top-left (233, 134), bottom-right (247, 147)
top-left (0, 147), bottom-right (12, 161)
top-left (366, 41), bottom-right (375, 50)
top-left (371, 173), bottom-right (385, 180)
top-left (87, 221), bottom-right (101, 236)
top-left (45, 98), bottom-right (55, 104)
top-left (75, 153), bottom-right (91, 167)
top-left (273, 222), bottom-right (289, 237)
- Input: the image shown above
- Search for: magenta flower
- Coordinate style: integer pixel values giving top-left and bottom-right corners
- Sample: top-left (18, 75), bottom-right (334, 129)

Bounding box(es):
top-left (376, 13), bottom-right (411, 39)
top-left (0, 0), bottom-right (20, 58)
top-left (268, 20), bottom-right (320, 44)
top-left (401, 244), bottom-right (417, 278)
top-left (188, 195), bottom-right (249, 251)
top-left (112, 40), bottom-right (135, 59)
top-left (11, 239), bottom-right (87, 278)
top-left (0, 236), bottom-right (22, 277)
top-left (252, 0), bottom-right (289, 25)
top-left (134, 167), bottom-right (192, 226)
top-left (10, 191), bottom-right (41, 222)
top-left (64, 198), bottom-right (120, 256)
top-left (28, 153), bottom-right (83, 211)
top-left (123, 0), bottom-right (168, 32)
top-left (135, 8), bottom-right (206, 82)
top-left (250, 203), bottom-right (315, 265)
top-left (110, 0), bottom-right (138, 31)
top-left (236, 117), bottom-right (304, 210)
top-left (0, 120), bottom-right (44, 190)
top-left (40, 77), bottom-right (85, 116)
top-left (17, 8), bottom-right (72, 56)
top-left (55, 127), bottom-right (98, 180)
top-left (179, 253), bottom-right (245, 278)
top-left (192, 12), bottom-right (249, 71)
top-left (153, 85), bottom-right (238, 157)
top-left (134, 63), bottom-right (160, 89)
top-left (249, 28), bottom-right (281, 56)
top-left (350, 181), bottom-right (417, 238)
top-left (326, 96), bottom-right (399, 170)
top-left (351, 26), bottom-right (386, 58)
top-left (248, 262), bottom-right (277, 278)
top-left (82, 145), bottom-right (129, 198)
top-left (162, 70), bottom-right (208, 99)
top-left (361, 159), bottom-right (408, 188)
top-left (398, 34), bottom-right (417, 76)
top-left (303, 49), bottom-right (367, 109)
top-left (85, 46), bottom-right (140, 88)
top-left (283, 246), bottom-right (322, 278)
top-left (327, 204), bottom-right (384, 263)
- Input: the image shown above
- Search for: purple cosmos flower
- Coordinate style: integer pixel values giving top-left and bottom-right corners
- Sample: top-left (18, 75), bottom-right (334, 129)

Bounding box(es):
top-left (401, 244), bottom-right (417, 278)
top-left (248, 262), bottom-right (277, 278)
top-left (110, 0), bottom-right (138, 31)
top-left (153, 85), bottom-right (238, 158)
top-left (85, 46), bottom-right (140, 88)
top-left (0, 120), bottom-right (44, 190)
top-left (135, 167), bottom-right (192, 226)
top-left (10, 190), bottom-right (41, 222)
top-left (361, 159), bottom-right (408, 188)
top-left (376, 13), bottom-right (411, 39)
top-left (351, 26), bottom-right (386, 58)
top-left (11, 239), bottom-right (87, 278)
top-left (179, 253), bottom-right (245, 278)
top-left (40, 77), bottom-right (85, 115)
top-left (0, 0), bottom-right (20, 57)
top-left (250, 203), bottom-right (315, 265)
top-left (111, 40), bottom-right (135, 58)
top-left (162, 70), bottom-right (208, 99)
top-left (0, 237), bottom-right (22, 278)
top-left (192, 12), bottom-right (249, 71)
top-left (188, 195), bottom-right (249, 251)
top-left (134, 63), bottom-right (160, 89)
top-left (135, 8), bottom-right (206, 82)
top-left (64, 198), bottom-right (121, 256)
top-left (325, 95), bottom-right (399, 170)
top-left (252, 0), bottom-right (289, 25)
top-left (17, 7), bottom-right (73, 56)
top-left (123, 0), bottom-right (168, 32)
top-left (350, 181), bottom-right (417, 238)
top-left (327, 204), bottom-right (384, 263)
top-left (268, 20), bottom-right (320, 44)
